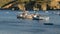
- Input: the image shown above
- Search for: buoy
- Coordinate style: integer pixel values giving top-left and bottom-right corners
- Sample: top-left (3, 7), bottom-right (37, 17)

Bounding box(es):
top-left (44, 23), bottom-right (53, 25)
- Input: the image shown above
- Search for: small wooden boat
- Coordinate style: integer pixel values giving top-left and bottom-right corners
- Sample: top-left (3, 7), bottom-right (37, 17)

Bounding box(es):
top-left (17, 14), bottom-right (33, 19)
top-left (17, 13), bottom-right (49, 20)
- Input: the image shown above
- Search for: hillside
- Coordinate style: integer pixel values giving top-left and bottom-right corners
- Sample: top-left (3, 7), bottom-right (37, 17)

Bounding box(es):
top-left (0, 0), bottom-right (14, 7)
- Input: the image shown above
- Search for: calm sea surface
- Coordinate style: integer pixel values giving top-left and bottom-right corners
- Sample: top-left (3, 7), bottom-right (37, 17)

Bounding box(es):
top-left (0, 10), bottom-right (60, 34)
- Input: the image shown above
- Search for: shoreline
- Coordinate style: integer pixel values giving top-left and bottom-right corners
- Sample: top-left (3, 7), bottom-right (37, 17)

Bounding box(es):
top-left (0, 8), bottom-right (60, 11)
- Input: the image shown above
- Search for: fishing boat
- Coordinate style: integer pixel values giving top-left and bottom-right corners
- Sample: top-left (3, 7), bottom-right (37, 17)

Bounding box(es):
top-left (17, 12), bottom-right (49, 20)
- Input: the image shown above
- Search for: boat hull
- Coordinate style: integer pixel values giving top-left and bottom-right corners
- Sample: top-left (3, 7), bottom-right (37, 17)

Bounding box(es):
top-left (17, 15), bottom-right (49, 20)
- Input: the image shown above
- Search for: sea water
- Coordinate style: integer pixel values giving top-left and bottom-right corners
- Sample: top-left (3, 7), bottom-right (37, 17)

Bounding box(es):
top-left (0, 10), bottom-right (60, 34)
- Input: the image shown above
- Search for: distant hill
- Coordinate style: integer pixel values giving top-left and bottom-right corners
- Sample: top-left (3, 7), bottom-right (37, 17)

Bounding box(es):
top-left (0, 0), bottom-right (14, 7)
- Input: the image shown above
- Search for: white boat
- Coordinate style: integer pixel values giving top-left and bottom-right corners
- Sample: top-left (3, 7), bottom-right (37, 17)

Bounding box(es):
top-left (33, 15), bottom-right (49, 20)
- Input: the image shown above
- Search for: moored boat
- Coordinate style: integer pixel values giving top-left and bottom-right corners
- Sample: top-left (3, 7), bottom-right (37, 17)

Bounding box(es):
top-left (17, 13), bottom-right (49, 20)
top-left (33, 16), bottom-right (49, 20)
